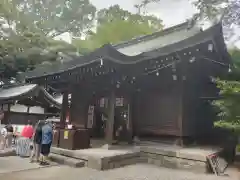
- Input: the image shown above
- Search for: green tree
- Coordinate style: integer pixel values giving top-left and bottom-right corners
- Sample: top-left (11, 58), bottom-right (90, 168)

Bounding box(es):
top-left (213, 48), bottom-right (240, 131)
top-left (97, 5), bottom-right (163, 30)
top-left (134, 0), bottom-right (161, 14)
top-left (193, 0), bottom-right (240, 41)
top-left (73, 5), bottom-right (163, 54)
top-left (0, 0), bottom-right (96, 37)
top-left (137, 0), bottom-right (240, 42)
top-left (0, 0), bottom-right (95, 79)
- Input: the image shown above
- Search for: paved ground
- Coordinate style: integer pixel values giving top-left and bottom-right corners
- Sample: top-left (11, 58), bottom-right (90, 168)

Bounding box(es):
top-left (0, 156), bottom-right (57, 174)
top-left (0, 156), bottom-right (239, 180)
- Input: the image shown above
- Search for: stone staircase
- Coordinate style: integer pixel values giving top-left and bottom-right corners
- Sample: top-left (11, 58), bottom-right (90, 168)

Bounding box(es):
top-left (50, 146), bottom-right (141, 170)
top-left (48, 145), bottom-right (221, 174)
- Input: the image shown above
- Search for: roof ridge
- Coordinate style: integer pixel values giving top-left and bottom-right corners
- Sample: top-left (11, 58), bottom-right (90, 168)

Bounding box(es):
top-left (113, 21), bottom-right (189, 49)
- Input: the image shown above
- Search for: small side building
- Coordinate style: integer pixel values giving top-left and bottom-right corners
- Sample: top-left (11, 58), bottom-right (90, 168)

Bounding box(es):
top-left (0, 84), bottom-right (61, 125)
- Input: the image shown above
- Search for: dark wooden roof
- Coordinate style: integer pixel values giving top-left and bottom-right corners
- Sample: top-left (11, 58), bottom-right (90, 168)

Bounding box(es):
top-left (0, 84), bottom-right (61, 108)
top-left (24, 19), bottom-right (231, 81)
top-left (0, 84), bottom-right (38, 103)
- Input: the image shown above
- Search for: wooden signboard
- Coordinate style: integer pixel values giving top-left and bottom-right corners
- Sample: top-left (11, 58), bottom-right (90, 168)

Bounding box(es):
top-left (116, 97), bottom-right (124, 107)
top-left (64, 130), bottom-right (69, 139)
top-left (99, 98), bottom-right (105, 108)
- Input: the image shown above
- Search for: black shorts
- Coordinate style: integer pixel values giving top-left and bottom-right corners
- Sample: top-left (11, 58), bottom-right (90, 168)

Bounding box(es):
top-left (41, 143), bottom-right (51, 156)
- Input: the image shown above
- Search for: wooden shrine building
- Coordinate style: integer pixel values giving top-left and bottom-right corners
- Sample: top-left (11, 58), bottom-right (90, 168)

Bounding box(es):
top-left (0, 84), bottom-right (61, 125)
top-left (23, 18), bottom-right (231, 149)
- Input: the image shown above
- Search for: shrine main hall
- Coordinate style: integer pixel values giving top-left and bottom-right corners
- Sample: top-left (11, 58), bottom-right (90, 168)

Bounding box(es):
top-left (8, 17), bottom-right (231, 149)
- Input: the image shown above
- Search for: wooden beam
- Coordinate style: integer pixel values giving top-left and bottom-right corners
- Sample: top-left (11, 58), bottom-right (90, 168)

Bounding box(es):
top-left (60, 91), bottom-right (68, 129)
top-left (177, 81), bottom-right (183, 137)
top-left (175, 52), bottom-right (185, 138)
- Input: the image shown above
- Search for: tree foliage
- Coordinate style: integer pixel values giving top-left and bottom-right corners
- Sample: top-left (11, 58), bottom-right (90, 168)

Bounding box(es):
top-left (193, 0), bottom-right (240, 41)
top-left (97, 4), bottom-right (162, 30)
top-left (134, 0), bottom-right (160, 14)
top-left (137, 0), bottom-right (240, 42)
top-left (0, 0), bottom-right (96, 37)
top-left (213, 48), bottom-right (240, 130)
top-left (73, 5), bottom-right (163, 54)
top-left (0, 0), bottom-right (96, 79)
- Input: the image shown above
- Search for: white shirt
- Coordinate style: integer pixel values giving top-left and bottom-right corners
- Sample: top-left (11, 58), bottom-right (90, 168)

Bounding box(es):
top-left (1, 128), bottom-right (7, 137)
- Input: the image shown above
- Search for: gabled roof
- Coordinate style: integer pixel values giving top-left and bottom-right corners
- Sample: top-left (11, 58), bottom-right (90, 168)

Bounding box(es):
top-left (114, 21), bottom-right (197, 55)
top-left (24, 18), bottom-right (230, 80)
top-left (0, 84), bottom-right (61, 109)
top-left (0, 84), bottom-right (38, 102)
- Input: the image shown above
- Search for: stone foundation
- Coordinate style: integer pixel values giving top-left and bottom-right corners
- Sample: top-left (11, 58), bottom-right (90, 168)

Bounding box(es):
top-left (141, 152), bottom-right (207, 173)
top-left (86, 151), bottom-right (141, 170)
top-left (51, 144), bottom-right (220, 173)
top-left (140, 145), bottom-right (220, 173)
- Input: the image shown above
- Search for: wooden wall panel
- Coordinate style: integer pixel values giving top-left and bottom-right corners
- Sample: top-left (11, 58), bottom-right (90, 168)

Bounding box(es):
top-left (133, 90), bottom-right (180, 136)
top-left (181, 66), bottom-right (216, 137)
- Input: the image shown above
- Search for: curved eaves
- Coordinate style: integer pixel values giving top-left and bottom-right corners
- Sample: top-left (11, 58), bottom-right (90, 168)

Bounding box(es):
top-left (0, 84), bottom-right (39, 103)
top-left (211, 23), bottom-right (232, 65)
top-left (39, 87), bottom-right (62, 109)
top-left (57, 21), bottom-right (225, 66)
top-left (103, 22), bottom-right (225, 64)
top-left (26, 22), bottom-right (225, 80)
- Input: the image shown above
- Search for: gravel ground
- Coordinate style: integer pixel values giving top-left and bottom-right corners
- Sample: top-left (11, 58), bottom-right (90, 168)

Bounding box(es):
top-left (0, 163), bottom-right (238, 180)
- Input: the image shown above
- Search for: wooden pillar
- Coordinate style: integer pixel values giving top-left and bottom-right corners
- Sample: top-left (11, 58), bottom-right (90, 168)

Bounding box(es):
top-left (27, 106), bottom-right (30, 113)
top-left (60, 91), bottom-right (69, 129)
top-left (70, 88), bottom-right (90, 129)
top-left (127, 102), bottom-right (133, 144)
top-left (59, 88), bottom-right (90, 150)
top-left (4, 104), bottom-right (11, 124)
top-left (105, 91), bottom-right (115, 144)
top-left (175, 54), bottom-right (187, 146)
top-left (175, 78), bottom-right (183, 145)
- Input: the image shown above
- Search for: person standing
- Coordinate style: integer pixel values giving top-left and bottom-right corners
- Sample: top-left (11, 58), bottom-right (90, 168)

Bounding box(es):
top-left (0, 126), bottom-right (7, 150)
top-left (13, 126), bottom-right (18, 145)
top-left (40, 120), bottom-right (53, 165)
top-left (5, 123), bottom-right (13, 148)
top-left (30, 121), bottom-right (44, 163)
top-left (16, 120), bottom-right (34, 157)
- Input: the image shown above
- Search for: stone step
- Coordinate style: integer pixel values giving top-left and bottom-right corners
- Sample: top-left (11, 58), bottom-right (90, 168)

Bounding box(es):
top-left (49, 153), bottom-right (85, 168)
